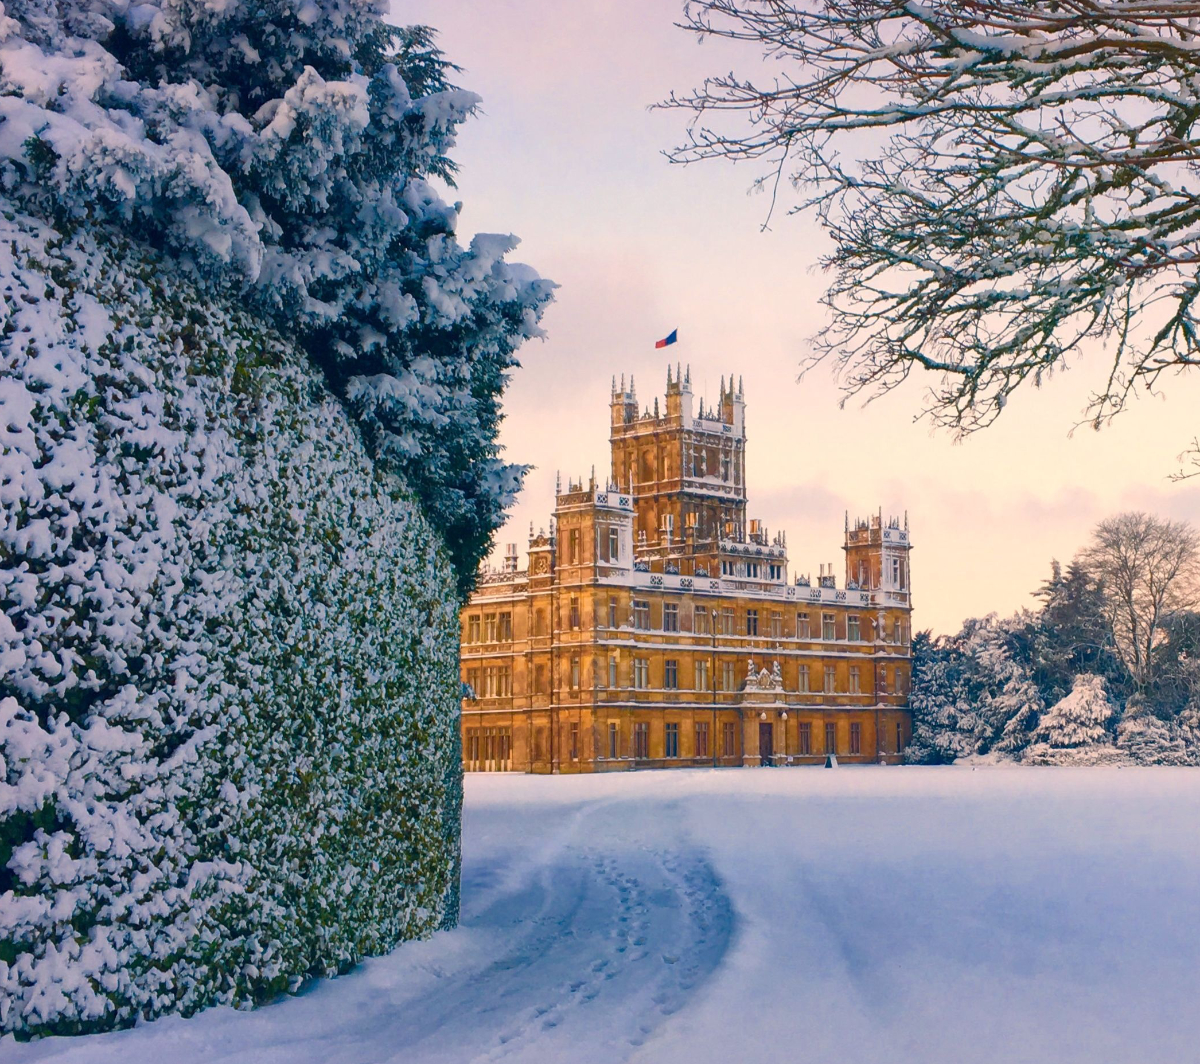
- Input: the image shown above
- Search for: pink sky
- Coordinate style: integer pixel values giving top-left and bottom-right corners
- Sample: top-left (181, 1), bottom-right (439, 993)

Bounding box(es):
top-left (401, 0), bottom-right (1200, 634)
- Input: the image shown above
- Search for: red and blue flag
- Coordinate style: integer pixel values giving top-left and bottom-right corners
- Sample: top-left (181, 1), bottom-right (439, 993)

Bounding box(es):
top-left (655, 329), bottom-right (678, 349)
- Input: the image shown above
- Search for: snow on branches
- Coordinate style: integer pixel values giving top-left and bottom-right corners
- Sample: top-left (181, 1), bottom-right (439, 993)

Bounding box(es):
top-left (0, 1), bottom-right (554, 584)
top-left (664, 1), bottom-right (1200, 434)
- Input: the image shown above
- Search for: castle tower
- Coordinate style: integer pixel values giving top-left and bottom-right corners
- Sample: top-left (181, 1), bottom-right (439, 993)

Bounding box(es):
top-left (609, 366), bottom-right (748, 574)
top-left (843, 510), bottom-right (912, 598)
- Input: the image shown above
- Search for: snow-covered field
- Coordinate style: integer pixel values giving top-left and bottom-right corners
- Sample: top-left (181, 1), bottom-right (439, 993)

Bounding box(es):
top-left (10, 766), bottom-right (1200, 1064)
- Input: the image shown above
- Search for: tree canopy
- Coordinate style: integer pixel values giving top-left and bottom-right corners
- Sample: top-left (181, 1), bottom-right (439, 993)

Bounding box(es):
top-left (664, 1), bottom-right (1200, 434)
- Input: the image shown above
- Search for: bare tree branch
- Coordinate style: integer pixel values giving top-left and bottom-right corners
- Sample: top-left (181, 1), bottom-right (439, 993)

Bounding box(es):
top-left (660, 1), bottom-right (1200, 433)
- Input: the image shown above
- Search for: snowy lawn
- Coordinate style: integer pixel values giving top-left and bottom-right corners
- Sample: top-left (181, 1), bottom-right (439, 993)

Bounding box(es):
top-left (10, 766), bottom-right (1200, 1064)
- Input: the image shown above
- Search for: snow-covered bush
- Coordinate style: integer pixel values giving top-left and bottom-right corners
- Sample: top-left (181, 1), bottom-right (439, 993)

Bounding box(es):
top-left (1116, 698), bottom-right (1188, 766)
top-left (1025, 674), bottom-right (1120, 764)
top-left (0, 212), bottom-right (462, 1038)
top-left (905, 619), bottom-right (1044, 764)
top-left (0, 1), bottom-right (553, 584)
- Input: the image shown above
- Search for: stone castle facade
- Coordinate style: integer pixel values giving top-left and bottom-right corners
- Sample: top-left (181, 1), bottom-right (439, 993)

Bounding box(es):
top-left (459, 367), bottom-right (914, 772)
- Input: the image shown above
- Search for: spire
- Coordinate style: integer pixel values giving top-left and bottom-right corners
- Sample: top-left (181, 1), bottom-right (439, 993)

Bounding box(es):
top-left (653, 396), bottom-right (660, 417)
top-left (555, 470), bottom-right (561, 494)
top-left (590, 464), bottom-right (595, 489)
top-left (719, 374), bottom-right (725, 398)
top-left (611, 374), bottom-right (616, 395)
top-left (666, 363), bottom-right (673, 387)
top-left (676, 361), bottom-right (681, 387)
top-left (738, 375), bottom-right (744, 396)
top-left (620, 372), bottom-right (626, 391)
top-left (685, 363), bottom-right (691, 386)
top-left (630, 374), bottom-right (636, 397)
top-left (845, 510), bottom-right (849, 533)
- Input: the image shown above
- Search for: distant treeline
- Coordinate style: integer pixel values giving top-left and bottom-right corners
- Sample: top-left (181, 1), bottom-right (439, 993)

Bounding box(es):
top-left (908, 513), bottom-right (1200, 765)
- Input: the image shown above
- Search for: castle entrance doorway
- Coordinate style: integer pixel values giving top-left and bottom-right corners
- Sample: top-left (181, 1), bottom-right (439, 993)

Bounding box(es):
top-left (759, 722), bottom-right (773, 766)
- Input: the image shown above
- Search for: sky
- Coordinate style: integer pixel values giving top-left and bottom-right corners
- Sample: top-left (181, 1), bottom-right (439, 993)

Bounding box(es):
top-left (401, 0), bottom-right (1200, 635)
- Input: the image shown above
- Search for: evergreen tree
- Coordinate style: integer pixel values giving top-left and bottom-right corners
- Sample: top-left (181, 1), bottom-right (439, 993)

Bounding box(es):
top-left (0, 2), bottom-right (554, 587)
top-left (1036, 674), bottom-right (1117, 751)
top-left (1116, 695), bottom-right (1188, 765)
top-left (1032, 560), bottom-right (1124, 702)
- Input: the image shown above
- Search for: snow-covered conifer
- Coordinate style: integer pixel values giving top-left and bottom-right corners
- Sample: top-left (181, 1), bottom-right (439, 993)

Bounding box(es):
top-left (1116, 698), bottom-right (1188, 765)
top-left (1036, 674), bottom-right (1117, 752)
top-left (0, 2), bottom-right (553, 583)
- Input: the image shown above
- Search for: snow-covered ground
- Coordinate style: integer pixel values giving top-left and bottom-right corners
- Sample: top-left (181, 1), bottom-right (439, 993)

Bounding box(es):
top-left (10, 766), bottom-right (1200, 1064)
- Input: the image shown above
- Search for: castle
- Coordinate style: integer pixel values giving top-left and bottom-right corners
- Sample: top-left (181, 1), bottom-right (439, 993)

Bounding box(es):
top-left (459, 367), bottom-right (913, 772)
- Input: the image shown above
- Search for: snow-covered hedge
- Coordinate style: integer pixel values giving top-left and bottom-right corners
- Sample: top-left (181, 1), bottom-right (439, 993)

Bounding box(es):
top-left (0, 211), bottom-right (462, 1038)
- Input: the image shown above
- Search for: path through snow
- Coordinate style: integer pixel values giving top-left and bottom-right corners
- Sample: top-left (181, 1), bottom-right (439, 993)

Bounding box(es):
top-left (9, 767), bottom-right (1200, 1063)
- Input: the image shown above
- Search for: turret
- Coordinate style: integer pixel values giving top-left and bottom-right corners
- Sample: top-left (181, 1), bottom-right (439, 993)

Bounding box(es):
top-left (611, 373), bottom-right (638, 427)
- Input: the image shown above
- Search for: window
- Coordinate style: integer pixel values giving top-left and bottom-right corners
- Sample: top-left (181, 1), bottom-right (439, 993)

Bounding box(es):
top-left (825, 722), bottom-right (837, 754)
top-left (498, 612), bottom-right (513, 641)
top-left (892, 557), bottom-right (901, 587)
top-left (896, 668), bottom-right (908, 694)
top-left (850, 722), bottom-right (862, 755)
top-left (746, 562), bottom-right (760, 579)
top-left (609, 722), bottom-right (619, 759)
top-left (769, 611), bottom-right (783, 638)
top-left (769, 564), bottom-right (783, 581)
top-left (665, 722), bottom-right (680, 758)
top-left (570, 656), bottom-right (581, 691)
top-left (896, 722), bottom-right (904, 753)
top-left (796, 613), bottom-right (811, 639)
top-left (719, 660), bottom-right (737, 692)
top-left (824, 665), bottom-right (836, 693)
top-left (633, 600), bottom-right (651, 630)
top-left (466, 729), bottom-right (479, 764)
top-left (664, 659), bottom-right (679, 689)
top-left (822, 613), bottom-right (836, 640)
top-left (608, 596), bottom-right (618, 628)
top-left (534, 663), bottom-right (548, 694)
top-left (695, 722), bottom-right (709, 758)
top-left (484, 613), bottom-right (498, 642)
top-left (568, 528), bottom-right (581, 563)
top-left (608, 656), bottom-right (618, 687)
top-left (847, 615), bottom-right (861, 642)
top-left (663, 603), bottom-right (679, 632)
top-left (720, 607), bottom-right (735, 635)
top-left (634, 658), bottom-right (650, 689)
top-left (608, 526), bottom-right (620, 562)
top-left (797, 665), bottom-right (809, 693)
top-left (893, 618), bottom-right (901, 644)
top-left (746, 609), bottom-right (759, 636)
top-left (695, 659), bottom-right (709, 691)
top-left (634, 721), bottom-right (650, 759)
top-left (466, 615), bottom-right (480, 643)
top-left (465, 668), bottom-right (480, 698)
top-left (798, 722), bottom-right (812, 755)
top-left (569, 595), bottom-right (581, 629)
top-left (694, 606), bottom-right (710, 634)
top-left (569, 721), bottom-right (580, 760)
top-left (723, 721), bottom-right (737, 758)
top-left (849, 666), bottom-right (861, 693)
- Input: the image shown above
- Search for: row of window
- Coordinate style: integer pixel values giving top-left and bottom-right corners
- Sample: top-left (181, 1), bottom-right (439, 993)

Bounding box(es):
top-left (465, 612), bottom-right (513, 643)
top-left (563, 720), bottom-right (901, 761)
top-left (467, 660), bottom-right (906, 696)
top-left (464, 603), bottom-right (911, 643)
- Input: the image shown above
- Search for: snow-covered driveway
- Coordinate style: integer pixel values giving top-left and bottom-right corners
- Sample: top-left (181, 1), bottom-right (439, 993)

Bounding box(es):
top-left (11, 767), bottom-right (1200, 1064)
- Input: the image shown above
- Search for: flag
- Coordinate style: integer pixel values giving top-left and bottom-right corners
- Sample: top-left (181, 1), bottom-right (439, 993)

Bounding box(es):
top-left (655, 329), bottom-right (678, 349)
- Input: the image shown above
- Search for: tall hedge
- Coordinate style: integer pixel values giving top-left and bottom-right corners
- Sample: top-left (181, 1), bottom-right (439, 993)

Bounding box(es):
top-left (0, 212), bottom-right (462, 1037)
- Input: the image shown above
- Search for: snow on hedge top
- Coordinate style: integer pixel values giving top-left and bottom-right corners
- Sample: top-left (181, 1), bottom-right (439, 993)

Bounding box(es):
top-left (0, 1), bottom-right (555, 581)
